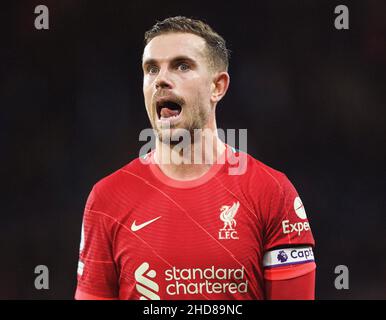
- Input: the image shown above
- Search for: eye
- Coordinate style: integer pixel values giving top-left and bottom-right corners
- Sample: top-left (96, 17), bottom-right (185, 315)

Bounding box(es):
top-left (177, 63), bottom-right (190, 72)
top-left (146, 65), bottom-right (159, 75)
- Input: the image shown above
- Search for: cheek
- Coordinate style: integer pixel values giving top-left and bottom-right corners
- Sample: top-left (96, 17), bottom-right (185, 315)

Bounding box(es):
top-left (143, 86), bottom-right (153, 106)
top-left (143, 76), bottom-right (154, 94)
top-left (184, 78), bottom-right (211, 103)
top-left (196, 86), bottom-right (212, 109)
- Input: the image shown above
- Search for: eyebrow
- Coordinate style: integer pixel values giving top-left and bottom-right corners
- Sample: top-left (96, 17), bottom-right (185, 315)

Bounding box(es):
top-left (142, 55), bottom-right (197, 68)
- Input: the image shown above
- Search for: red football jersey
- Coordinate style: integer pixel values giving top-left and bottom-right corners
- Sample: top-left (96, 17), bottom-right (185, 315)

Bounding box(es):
top-left (75, 145), bottom-right (315, 300)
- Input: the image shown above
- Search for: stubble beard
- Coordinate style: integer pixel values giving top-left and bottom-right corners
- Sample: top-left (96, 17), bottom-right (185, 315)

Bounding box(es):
top-left (154, 103), bottom-right (211, 147)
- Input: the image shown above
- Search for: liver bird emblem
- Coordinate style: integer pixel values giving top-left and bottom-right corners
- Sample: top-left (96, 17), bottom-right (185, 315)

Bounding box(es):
top-left (220, 202), bottom-right (240, 230)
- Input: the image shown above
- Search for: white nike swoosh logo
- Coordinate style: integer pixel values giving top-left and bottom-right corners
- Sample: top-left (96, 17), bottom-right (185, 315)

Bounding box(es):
top-left (131, 216), bottom-right (161, 232)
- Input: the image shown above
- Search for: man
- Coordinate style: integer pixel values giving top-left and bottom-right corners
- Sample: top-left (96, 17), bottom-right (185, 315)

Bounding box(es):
top-left (75, 16), bottom-right (316, 300)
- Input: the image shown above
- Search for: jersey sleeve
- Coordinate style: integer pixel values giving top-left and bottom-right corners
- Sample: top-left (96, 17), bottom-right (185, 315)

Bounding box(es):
top-left (265, 268), bottom-right (316, 300)
top-left (75, 187), bottom-right (119, 299)
top-left (261, 172), bottom-right (316, 281)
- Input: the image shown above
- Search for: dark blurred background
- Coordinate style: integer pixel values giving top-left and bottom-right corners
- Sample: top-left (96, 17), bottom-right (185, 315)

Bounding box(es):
top-left (1, 0), bottom-right (385, 299)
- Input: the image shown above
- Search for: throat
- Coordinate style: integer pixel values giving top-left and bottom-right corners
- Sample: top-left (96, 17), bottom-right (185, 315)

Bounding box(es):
top-left (157, 161), bottom-right (212, 181)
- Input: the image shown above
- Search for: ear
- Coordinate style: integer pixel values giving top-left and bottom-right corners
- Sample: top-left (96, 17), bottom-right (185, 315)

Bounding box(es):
top-left (210, 71), bottom-right (230, 104)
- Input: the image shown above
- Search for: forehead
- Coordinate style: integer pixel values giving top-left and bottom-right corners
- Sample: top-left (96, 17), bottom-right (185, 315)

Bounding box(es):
top-left (142, 33), bottom-right (207, 63)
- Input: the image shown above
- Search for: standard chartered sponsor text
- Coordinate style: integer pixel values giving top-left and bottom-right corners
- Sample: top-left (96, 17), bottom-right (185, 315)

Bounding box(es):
top-left (164, 266), bottom-right (248, 296)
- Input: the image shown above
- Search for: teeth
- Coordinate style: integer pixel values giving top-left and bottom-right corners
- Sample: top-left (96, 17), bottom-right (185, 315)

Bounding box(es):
top-left (160, 114), bottom-right (179, 120)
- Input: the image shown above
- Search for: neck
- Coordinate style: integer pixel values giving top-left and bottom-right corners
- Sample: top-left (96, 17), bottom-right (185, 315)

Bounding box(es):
top-left (154, 127), bottom-right (226, 181)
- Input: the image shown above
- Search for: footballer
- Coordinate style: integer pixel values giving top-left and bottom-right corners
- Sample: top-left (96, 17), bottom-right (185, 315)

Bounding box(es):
top-left (75, 16), bottom-right (316, 300)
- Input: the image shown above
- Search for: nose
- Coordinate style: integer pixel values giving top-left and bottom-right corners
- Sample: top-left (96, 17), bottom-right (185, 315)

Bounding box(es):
top-left (155, 68), bottom-right (173, 90)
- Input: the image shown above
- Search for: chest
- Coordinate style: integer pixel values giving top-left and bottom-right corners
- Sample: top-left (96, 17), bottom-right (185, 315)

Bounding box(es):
top-left (114, 190), bottom-right (263, 268)
top-left (113, 188), bottom-right (265, 299)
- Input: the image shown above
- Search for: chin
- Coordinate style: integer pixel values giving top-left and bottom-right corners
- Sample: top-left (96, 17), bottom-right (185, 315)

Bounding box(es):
top-left (157, 126), bottom-right (193, 146)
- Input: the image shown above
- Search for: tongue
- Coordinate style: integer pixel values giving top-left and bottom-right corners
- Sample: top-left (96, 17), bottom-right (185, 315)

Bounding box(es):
top-left (160, 107), bottom-right (180, 118)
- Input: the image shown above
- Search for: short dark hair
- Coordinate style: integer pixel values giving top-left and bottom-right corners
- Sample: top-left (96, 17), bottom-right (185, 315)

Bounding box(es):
top-left (144, 16), bottom-right (230, 72)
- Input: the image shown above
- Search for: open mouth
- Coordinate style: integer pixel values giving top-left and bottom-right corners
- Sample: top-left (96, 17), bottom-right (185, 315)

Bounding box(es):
top-left (156, 100), bottom-right (182, 120)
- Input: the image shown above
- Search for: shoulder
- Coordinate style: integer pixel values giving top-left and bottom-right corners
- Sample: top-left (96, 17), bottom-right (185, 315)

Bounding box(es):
top-left (82, 155), bottom-right (154, 220)
top-left (91, 155), bottom-right (151, 200)
top-left (240, 151), bottom-right (293, 193)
